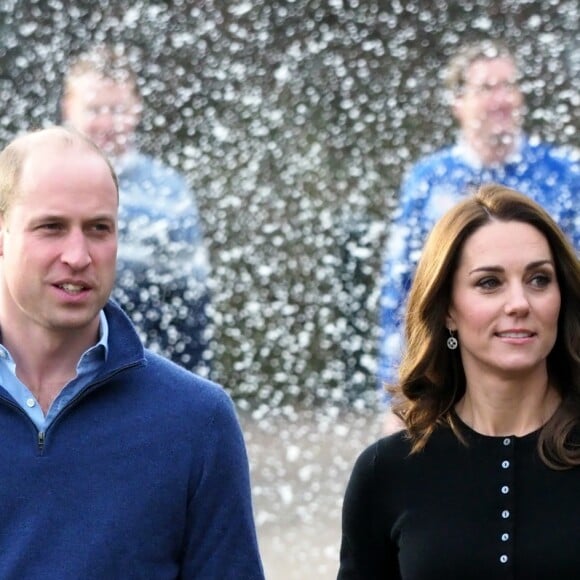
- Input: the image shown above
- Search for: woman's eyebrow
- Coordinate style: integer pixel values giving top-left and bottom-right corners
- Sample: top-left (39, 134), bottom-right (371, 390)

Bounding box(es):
top-left (468, 259), bottom-right (554, 275)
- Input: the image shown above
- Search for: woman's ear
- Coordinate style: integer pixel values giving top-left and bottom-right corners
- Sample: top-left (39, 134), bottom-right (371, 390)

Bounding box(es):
top-left (446, 313), bottom-right (456, 332)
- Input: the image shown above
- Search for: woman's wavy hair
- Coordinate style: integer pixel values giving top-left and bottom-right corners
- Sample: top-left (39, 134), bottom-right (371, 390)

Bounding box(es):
top-left (391, 183), bottom-right (580, 469)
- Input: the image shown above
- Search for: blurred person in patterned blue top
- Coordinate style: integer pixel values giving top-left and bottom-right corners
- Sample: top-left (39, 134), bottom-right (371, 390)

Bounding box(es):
top-left (378, 39), bottom-right (579, 432)
top-left (61, 45), bottom-right (211, 376)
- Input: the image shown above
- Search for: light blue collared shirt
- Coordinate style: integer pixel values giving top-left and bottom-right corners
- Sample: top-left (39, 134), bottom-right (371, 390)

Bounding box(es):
top-left (0, 311), bottom-right (109, 432)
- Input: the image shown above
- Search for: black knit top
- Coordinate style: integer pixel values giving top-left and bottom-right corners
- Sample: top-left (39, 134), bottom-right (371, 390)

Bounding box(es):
top-left (338, 416), bottom-right (580, 579)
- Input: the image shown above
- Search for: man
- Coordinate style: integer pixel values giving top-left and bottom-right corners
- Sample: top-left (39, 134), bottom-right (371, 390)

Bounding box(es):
top-left (378, 40), bottom-right (579, 429)
top-left (0, 127), bottom-right (264, 578)
top-left (61, 45), bottom-right (211, 375)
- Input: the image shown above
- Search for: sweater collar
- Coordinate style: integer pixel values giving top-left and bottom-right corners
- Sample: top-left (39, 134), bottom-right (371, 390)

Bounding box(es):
top-left (453, 133), bottom-right (525, 169)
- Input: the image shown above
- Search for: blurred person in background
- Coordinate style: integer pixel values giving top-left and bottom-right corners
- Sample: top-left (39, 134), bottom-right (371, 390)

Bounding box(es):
top-left (339, 184), bottom-right (580, 579)
top-left (378, 39), bottom-right (579, 433)
top-left (61, 44), bottom-right (212, 376)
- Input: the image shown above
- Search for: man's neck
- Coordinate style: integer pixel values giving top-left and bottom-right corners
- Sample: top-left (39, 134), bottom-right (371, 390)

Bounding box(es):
top-left (459, 130), bottom-right (522, 167)
top-left (0, 320), bottom-right (100, 412)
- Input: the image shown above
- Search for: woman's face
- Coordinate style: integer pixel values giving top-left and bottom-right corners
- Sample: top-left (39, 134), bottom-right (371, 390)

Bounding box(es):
top-left (446, 220), bottom-right (560, 382)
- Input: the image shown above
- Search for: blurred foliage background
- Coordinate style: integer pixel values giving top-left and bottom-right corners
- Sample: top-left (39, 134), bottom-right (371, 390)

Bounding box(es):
top-left (0, 0), bottom-right (578, 413)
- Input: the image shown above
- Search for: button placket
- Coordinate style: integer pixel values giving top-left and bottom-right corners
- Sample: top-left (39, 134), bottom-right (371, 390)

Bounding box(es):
top-left (498, 436), bottom-right (515, 568)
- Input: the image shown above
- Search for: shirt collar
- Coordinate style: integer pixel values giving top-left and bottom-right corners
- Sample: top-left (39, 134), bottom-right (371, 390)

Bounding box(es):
top-left (453, 132), bottom-right (524, 169)
top-left (0, 310), bottom-right (109, 368)
top-left (77, 310), bottom-right (109, 368)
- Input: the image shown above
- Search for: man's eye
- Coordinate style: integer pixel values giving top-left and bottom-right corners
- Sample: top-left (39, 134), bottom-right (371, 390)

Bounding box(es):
top-left (91, 223), bottom-right (113, 233)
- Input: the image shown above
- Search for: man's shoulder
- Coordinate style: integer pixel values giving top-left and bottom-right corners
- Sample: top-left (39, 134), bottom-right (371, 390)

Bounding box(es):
top-left (395, 145), bottom-right (468, 210)
top-left (135, 352), bottom-right (233, 415)
top-left (123, 152), bottom-right (190, 190)
top-left (521, 138), bottom-right (579, 167)
top-left (402, 145), bottom-right (466, 186)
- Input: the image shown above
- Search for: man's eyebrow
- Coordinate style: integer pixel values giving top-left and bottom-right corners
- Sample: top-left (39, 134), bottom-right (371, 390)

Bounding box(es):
top-left (88, 214), bottom-right (116, 222)
top-left (28, 213), bottom-right (116, 223)
top-left (468, 259), bottom-right (554, 275)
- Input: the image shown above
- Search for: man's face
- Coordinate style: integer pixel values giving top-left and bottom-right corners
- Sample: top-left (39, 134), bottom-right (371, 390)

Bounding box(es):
top-left (62, 73), bottom-right (141, 158)
top-left (0, 145), bottom-right (118, 338)
top-left (453, 57), bottom-right (524, 147)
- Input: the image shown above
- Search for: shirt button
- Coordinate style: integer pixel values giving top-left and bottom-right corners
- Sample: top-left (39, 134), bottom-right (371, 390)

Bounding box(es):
top-left (503, 437), bottom-right (511, 446)
top-left (501, 533), bottom-right (510, 541)
top-left (0, 349), bottom-right (7, 359)
top-left (500, 555), bottom-right (509, 564)
top-left (501, 485), bottom-right (510, 494)
top-left (502, 510), bottom-right (510, 519)
top-left (502, 460), bottom-right (510, 469)
top-left (26, 398), bottom-right (36, 408)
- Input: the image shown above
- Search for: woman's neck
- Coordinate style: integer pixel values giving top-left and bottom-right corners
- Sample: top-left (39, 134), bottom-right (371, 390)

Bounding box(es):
top-left (455, 376), bottom-right (560, 437)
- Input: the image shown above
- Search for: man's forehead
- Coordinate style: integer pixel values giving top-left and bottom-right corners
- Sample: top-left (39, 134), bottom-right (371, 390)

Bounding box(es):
top-left (18, 144), bottom-right (115, 193)
top-left (466, 57), bottom-right (518, 82)
top-left (22, 141), bottom-right (97, 166)
top-left (71, 73), bottom-right (135, 96)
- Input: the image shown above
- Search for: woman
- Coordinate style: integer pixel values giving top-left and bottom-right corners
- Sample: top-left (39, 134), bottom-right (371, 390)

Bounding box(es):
top-left (338, 184), bottom-right (580, 579)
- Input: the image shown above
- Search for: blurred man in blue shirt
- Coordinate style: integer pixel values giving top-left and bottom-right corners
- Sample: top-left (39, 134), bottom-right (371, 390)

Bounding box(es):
top-left (378, 40), bottom-right (579, 432)
top-left (61, 45), bottom-right (212, 375)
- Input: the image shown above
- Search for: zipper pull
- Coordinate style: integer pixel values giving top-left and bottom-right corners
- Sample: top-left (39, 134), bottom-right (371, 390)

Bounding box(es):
top-left (38, 431), bottom-right (45, 452)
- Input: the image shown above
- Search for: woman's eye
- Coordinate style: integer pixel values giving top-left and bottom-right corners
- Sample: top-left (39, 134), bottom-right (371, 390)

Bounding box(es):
top-left (477, 277), bottom-right (499, 289)
top-left (530, 273), bottom-right (551, 288)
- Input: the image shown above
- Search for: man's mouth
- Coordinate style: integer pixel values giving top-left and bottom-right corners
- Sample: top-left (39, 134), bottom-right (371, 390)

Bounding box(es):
top-left (58, 283), bottom-right (86, 294)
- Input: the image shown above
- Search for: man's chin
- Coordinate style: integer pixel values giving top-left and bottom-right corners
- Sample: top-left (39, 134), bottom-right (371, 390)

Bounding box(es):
top-left (92, 138), bottom-right (125, 158)
top-left (488, 130), bottom-right (518, 148)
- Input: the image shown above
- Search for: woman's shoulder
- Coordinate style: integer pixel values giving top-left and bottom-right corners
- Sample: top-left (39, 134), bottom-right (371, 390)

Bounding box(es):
top-left (352, 425), bottom-right (461, 479)
top-left (349, 430), bottom-right (413, 481)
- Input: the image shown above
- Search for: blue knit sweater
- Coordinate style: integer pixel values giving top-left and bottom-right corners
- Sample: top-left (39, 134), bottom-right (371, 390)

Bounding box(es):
top-left (0, 301), bottom-right (264, 579)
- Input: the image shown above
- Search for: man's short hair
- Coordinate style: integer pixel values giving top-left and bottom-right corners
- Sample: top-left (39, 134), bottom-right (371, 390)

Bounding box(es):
top-left (0, 126), bottom-right (119, 214)
top-left (63, 45), bottom-right (139, 97)
top-left (444, 39), bottom-right (516, 96)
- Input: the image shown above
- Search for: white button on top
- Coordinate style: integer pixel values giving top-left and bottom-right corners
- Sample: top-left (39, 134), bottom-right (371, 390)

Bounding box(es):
top-left (0, 349), bottom-right (7, 359)
top-left (501, 533), bottom-right (510, 541)
top-left (500, 555), bottom-right (509, 564)
top-left (502, 460), bottom-right (510, 468)
top-left (26, 398), bottom-right (36, 408)
top-left (503, 437), bottom-right (511, 446)
top-left (502, 510), bottom-right (510, 519)
top-left (501, 485), bottom-right (510, 494)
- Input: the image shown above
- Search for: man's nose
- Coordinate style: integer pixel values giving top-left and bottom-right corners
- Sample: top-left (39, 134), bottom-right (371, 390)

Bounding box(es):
top-left (60, 230), bottom-right (92, 269)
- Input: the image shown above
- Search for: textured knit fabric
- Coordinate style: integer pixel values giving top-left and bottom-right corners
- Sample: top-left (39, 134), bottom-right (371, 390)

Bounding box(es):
top-left (338, 417), bottom-right (580, 580)
top-left (377, 137), bottom-right (579, 389)
top-left (0, 300), bottom-right (264, 580)
top-left (113, 151), bottom-right (211, 373)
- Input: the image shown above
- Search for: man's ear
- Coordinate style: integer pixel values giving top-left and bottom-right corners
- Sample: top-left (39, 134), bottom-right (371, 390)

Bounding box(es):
top-left (451, 96), bottom-right (463, 124)
top-left (60, 95), bottom-right (70, 123)
top-left (0, 216), bottom-right (6, 257)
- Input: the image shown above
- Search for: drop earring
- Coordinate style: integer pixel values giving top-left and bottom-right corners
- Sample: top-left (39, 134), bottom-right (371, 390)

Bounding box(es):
top-left (447, 329), bottom-right (458, 350)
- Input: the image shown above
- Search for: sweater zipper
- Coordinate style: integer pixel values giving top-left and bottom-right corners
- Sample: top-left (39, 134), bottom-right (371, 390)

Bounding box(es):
top-left (0, 359), bottom-right (141, 454)
top-left (38, 362), bottom-right (140, 446)
top-left (38, 430), bottom-right (45, 453)
top-left (0, 396), bottom-right (46, 455)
